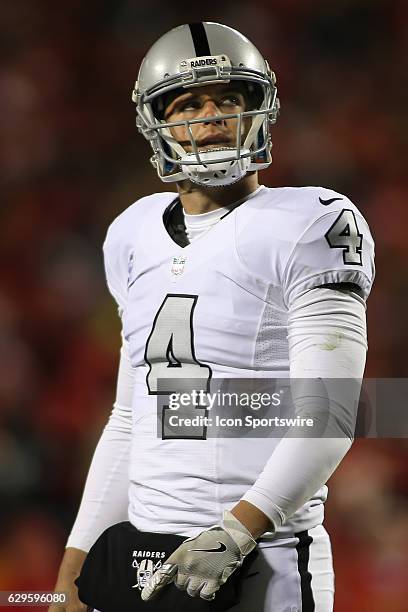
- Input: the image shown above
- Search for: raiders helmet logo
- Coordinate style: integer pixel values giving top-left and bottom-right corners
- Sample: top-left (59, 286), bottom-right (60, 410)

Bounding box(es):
top-left (179, 55), bottom-right (232, 72)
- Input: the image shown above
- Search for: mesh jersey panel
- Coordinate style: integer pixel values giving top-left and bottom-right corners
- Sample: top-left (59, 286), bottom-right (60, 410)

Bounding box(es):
top-left (254, 286), bottom-right (289, 369)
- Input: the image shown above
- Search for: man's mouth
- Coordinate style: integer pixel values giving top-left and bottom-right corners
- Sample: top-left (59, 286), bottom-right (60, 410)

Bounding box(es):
top-left (196, 135), bottom-right (232, 147)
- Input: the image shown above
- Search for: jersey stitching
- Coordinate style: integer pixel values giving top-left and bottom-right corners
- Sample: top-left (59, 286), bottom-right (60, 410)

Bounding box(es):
top-left (229, 212), bottom-right (272, 301)
top-left (232, 203), bottom-right (273, 288)
top-left (233, 187), bottom-right (288, 286)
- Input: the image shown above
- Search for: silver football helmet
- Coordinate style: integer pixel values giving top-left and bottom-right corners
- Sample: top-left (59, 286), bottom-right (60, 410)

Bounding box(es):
top-left (132, 22), bottom-right (280, 187)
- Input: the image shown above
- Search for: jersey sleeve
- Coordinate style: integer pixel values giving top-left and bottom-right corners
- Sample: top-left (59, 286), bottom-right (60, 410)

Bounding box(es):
top-left (242, 287), bottom-right (366, 529)
top-left (283, 207), bottom-right (375, 308)
top-left (66, 337), bottom-right (134, 551)
top-left (102, 220), bottom-right (134, 318)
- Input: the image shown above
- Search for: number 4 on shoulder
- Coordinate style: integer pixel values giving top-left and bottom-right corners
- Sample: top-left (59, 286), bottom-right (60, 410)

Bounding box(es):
top-left (325, 209), bottom-right (363, 265)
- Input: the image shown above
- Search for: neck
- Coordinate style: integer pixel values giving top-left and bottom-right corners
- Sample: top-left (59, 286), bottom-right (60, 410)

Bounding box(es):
top-left (176, 172), bottom-right (260, 214)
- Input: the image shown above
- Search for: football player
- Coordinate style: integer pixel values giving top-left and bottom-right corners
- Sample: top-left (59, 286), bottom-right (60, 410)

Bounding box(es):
top-left (50, 22), bottom-right (375, 612)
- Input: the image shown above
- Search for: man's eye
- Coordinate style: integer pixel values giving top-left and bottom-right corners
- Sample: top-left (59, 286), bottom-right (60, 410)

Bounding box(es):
top-left (178, 99), bottom-right (200, 112)
top-left (176, 96), bottom-right (242, 112)
top-left (219, 96), bottom-right (241, 106)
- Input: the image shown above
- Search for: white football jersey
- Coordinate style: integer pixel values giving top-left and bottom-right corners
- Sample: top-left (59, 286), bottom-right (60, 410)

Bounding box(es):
top-left (103, 185), bottom-right (375, 537)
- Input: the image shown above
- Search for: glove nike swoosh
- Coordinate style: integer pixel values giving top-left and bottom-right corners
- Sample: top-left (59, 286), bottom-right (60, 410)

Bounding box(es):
top-left (187, 541), bottom-right (227, 553)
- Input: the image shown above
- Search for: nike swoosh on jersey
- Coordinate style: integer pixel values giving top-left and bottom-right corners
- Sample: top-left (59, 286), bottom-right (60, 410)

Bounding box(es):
top-left (188, 541), bottom-right (227, 553)
top-left (319, 196), bottom-right (344, 205)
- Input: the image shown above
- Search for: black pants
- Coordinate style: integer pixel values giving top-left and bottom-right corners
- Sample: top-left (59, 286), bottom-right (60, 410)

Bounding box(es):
top-left (75, 521), bottom-right (258, 612)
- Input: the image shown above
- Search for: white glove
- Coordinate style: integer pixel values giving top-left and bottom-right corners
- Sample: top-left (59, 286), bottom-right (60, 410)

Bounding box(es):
top-left (141, 510), bottom-right (257, 601)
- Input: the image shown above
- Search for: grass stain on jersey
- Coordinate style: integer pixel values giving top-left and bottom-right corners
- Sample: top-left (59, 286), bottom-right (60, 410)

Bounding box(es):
top-left (318, 332), bottom-right (344, 351)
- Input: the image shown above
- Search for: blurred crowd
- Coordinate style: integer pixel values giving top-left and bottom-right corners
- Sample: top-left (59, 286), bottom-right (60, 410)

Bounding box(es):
top-left (0, 1), bottom-right (407, 610)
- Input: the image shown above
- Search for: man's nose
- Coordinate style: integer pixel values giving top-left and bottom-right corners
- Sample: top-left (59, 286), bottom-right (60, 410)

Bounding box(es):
top-left (200, 99), bottom-right (224, 125)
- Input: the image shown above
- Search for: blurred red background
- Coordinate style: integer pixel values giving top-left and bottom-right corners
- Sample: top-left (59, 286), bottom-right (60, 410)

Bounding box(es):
top-left (0, 1), bottom-right (407, 610)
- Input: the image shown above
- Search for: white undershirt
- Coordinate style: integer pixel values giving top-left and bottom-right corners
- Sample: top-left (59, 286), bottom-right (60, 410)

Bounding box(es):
top-left (184, 185), bottom-right (265, 243)
top-left (66, 286), bottom-right (367, 551)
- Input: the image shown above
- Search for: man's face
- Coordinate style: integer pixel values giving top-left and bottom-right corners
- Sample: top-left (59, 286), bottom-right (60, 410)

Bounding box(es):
top-left (162, 83), bottom-right (251, 152)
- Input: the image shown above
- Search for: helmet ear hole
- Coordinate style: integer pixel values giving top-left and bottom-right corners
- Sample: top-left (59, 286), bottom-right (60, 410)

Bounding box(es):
top-left (255, 128), bottom-right (267, 162)
top-left (160, 138), bottom-right (176, 173)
